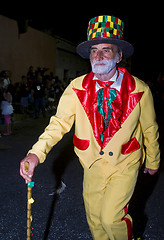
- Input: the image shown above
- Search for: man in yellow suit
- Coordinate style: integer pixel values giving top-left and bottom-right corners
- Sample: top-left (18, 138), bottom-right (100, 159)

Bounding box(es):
top-left (20, 15), bottom-right (160, 240)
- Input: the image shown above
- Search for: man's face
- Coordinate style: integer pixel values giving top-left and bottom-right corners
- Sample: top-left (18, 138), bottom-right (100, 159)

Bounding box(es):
top-left (90, 43), bottom-right (122, 75)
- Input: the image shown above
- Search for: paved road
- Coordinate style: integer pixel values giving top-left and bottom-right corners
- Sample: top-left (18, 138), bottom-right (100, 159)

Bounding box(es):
top-left (0, 113), bottom-right (164, 240)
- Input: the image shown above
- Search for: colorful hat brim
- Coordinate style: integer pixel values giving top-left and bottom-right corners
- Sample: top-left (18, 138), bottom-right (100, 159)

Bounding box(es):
top-left (76, 38), bottom-right (134, 59)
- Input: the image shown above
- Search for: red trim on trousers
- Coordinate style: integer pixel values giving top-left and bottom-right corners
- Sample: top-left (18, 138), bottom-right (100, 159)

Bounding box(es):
top-left (122, 206), bottom-right (132, 240)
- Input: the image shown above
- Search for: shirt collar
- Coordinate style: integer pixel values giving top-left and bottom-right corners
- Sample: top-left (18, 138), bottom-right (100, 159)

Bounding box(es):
top-left (94, 70), bottom-right (124, 93)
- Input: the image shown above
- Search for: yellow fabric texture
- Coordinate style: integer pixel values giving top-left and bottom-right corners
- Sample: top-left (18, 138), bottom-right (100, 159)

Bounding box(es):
top-left (28, 73), bottom-right (160, 171)
top-left (83, 158), bottom-right (140, 240)
top-left (27, 72), bottom-right (160, 239)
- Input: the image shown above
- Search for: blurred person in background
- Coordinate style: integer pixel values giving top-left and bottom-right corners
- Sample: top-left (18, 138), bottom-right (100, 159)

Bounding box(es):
top-left (1, 84), bottom-right (14, 135)
top-left (32, 75), bottom-right (46, 118)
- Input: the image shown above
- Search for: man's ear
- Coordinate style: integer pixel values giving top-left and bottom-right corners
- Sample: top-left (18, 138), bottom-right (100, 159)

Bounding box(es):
top-left (116, 50), bottom-right (123, 63)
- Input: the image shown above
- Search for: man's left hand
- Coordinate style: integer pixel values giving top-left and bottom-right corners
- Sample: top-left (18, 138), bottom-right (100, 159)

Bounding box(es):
top-left (144, 168), bottom-right (158, 175)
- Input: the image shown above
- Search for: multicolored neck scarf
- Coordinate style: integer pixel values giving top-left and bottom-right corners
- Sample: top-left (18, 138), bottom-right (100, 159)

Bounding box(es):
top-left (96, 81), bottom-right (117, 142)
top-left (73, 68), bottom-right (144, 149)
top-left (96, 80), bottom-right (117, 142)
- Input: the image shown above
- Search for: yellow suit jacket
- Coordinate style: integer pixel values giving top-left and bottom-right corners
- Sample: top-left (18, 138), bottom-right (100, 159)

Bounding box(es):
top-left (28, 68), bottom-right (160, 171)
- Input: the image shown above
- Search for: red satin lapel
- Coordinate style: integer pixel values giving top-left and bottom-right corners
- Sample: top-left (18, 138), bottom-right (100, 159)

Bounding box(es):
top-left (73, 72), bottom-right (102, 146)
top-left (73, 69), bottom-right (144, 149)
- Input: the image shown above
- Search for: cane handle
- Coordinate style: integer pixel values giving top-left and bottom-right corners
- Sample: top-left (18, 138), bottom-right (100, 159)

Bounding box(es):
top-left (25, 161), bottom-right (29, 172)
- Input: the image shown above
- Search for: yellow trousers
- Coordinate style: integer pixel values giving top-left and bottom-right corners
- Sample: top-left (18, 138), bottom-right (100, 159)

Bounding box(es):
top-left (83, 158), bottom-right (140, 240)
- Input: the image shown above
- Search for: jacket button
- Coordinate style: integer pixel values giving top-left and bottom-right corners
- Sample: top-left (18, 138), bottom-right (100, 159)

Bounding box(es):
top-left (99, 151), bottom-right (104, 155)
top-left (109, 151), bottom-right (113, 156)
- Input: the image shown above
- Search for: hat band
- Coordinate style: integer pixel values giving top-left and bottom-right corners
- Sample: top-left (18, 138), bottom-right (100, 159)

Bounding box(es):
top-left (88, 30), bottom-right (123, 40)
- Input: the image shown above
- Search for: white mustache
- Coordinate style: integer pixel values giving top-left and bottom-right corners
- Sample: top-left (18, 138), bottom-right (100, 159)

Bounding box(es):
top-left (92, 60), bottom-right (110, 67)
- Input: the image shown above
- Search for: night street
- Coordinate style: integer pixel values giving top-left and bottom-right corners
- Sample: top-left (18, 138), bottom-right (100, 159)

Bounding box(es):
top-left (0, 4), bottom-right (163, 240)
top-left (0, 112), bottom-right (164, 240)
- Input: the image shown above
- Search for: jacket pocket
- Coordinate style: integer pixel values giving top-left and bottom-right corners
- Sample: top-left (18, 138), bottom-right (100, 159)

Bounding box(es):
top-left (73, 134), bottom-right (90, 151)
top-left (121, 137), bottom-right (140, 155)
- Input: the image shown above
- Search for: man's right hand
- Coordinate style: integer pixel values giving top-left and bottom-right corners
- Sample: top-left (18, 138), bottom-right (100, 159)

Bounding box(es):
top-left (20, 153), bottom-right (39, 184)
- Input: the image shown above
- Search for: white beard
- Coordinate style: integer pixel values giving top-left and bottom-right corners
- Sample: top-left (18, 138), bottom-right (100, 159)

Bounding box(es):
top-left (91, 59), bottom-right (117, 74)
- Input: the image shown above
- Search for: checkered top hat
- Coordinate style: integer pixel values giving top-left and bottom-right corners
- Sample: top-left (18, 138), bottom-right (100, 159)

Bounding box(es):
top-left (77, 15), bottom-right (134, 59)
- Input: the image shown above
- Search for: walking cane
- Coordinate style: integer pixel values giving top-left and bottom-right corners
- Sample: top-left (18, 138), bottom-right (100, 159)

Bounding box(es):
top-left (25, 162), bottom-right (35, 240)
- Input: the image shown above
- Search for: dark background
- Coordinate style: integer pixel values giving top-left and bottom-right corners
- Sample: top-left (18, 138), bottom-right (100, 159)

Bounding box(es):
top-left (0, 3), bottom-right (163, 239)
top-left (0, 2), bottom-right (163, 80)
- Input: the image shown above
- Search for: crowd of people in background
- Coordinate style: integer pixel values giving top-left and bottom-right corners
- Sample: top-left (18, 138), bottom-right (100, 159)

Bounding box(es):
top-left (0, 66), bottom-right (65, 136)
top-left (0, 66), bottom-right (164, 137)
